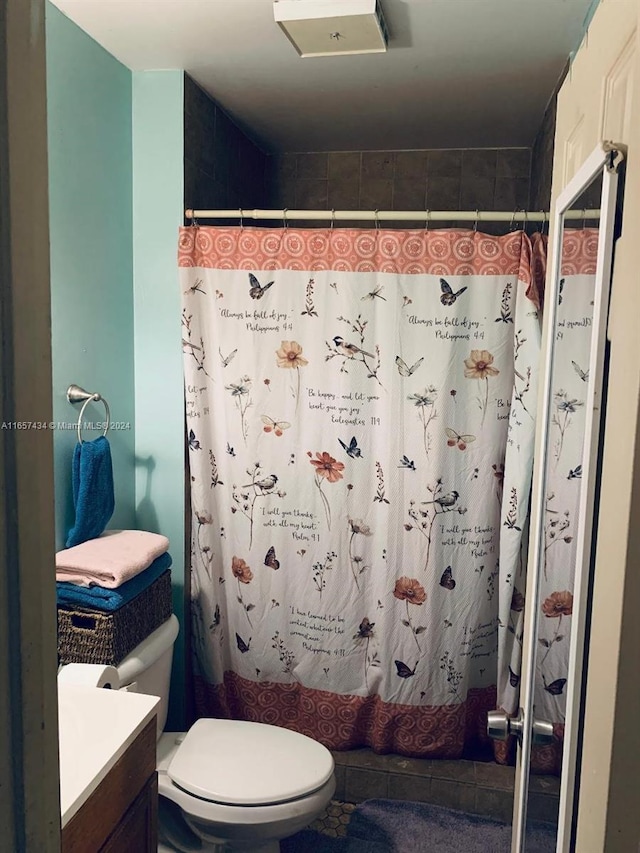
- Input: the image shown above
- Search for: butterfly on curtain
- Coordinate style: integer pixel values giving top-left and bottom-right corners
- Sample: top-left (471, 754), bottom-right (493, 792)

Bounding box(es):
top-left (508, 666), bottom-right (520, 688)
top-left (445, 428), bottom-right (476, 451)
top-left (440, 278), bottom-right (467, 306)
top-left (188, 429), bottom-right (201, 451)
top-left (226, 442), bottom-right (236, 457)
top-left (572, 360), bottom-right (589, 382)
top-left (439, 566), bottom-right (456, 590)
top-left (236, 633), bottom-right (251, 653)
top-left (567, 465), bottom-right (582, 480)
top-left (219, 347), bottom-right (237, 368)
top-left (264, 546), bottom-right (280, 570)
top-left (339, 436), bottom-right (363, 458)
top-left (353, 618), bottom-right (375, 640)
top-left (395, 355), bottom-right (424, 377)
top-left (249, 273), bottom-right (274, 299)
top-left (544, 678), bottom-right (567, 696)
top-left (261, 415), bottom-right (291, 437)
top-left (394, 660), bottom-right (418, 679)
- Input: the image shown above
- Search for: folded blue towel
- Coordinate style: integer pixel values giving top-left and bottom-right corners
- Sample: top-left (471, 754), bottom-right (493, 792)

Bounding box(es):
top-left (65, 436), bottom-right (115, 548)
top-left (57, 552), bottom-right (172, 612)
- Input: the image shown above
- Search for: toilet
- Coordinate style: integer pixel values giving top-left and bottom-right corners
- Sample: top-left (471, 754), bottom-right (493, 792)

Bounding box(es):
top-left (114, 614), bottom-right (335, 852)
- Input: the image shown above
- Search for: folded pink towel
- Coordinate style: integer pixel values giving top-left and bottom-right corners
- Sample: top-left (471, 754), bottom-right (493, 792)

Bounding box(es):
top-left (55, 529), bottom-right (170, 588)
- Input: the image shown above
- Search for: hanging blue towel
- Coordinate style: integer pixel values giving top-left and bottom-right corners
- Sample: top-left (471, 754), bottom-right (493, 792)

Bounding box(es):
top-left (65, 435), bottom-right (115, 548)
top-left (56, 552), bottom-right (172, 612)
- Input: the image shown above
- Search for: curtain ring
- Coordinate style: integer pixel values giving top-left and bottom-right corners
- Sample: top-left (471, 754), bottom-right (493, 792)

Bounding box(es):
top-left (374, 209), bottom-right (380, 230)
top-left (331, 208), bottom-right (335, 229)
top-left (473, 209), bottom-right (479, 233)
top-left (283, 208), bottom-right (288, 229)
top-left (582, 207), bottom-right (587, 230)
top-left (239, 208), bottom-right (244, 230)
top-left (189, 209), bottom-right (199, 228)
top-left (424, 209), bottom-right (430, 231)
top-left (510, 208), bottom-right (517, 232)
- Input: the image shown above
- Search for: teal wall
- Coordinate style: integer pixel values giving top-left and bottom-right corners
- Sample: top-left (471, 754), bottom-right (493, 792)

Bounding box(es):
top-left (47, 10), bottom-right (186, 726)
top-left (46, 2), bottom-right (135, 550)
top-left (132, 71), bottom-right (185, 729)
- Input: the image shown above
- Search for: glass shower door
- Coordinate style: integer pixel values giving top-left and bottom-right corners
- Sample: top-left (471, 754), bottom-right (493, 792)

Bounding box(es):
top-left (489, 142), bottom-right (623, 853)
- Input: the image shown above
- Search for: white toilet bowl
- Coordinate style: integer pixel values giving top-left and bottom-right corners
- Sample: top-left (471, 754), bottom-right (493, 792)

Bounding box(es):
top-left (113, 616), bottom-right (335, 853)
top-left (156, 719), bottom-right (335, 852)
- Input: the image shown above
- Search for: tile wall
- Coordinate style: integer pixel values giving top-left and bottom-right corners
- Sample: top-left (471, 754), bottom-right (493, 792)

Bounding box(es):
top-left (332, 749), bottom-right (560, 826)
top-left (529, 96), bottom-right (557, 213)
top-left (183, 74), bottom-right (268, 215)
top-left (529, 61), bottom-right (569, 213)
top-left (267, 148), bottom-right (532, 232)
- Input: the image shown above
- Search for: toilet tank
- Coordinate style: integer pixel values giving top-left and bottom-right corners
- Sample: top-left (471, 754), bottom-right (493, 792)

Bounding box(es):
top-left (115, 613), bottom-right (179, 739)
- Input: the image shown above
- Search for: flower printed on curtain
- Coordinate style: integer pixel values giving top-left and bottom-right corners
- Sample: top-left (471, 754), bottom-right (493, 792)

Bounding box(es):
top-left (179, 226), bottom-right (540, 759)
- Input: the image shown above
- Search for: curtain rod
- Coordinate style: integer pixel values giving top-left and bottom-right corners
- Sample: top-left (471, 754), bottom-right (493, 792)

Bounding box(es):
top-left (184, 208), bottom-right (600, 223)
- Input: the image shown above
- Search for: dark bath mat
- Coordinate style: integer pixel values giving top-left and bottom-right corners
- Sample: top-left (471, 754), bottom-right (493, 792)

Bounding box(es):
top-left (281, 829), bottom-right (389, 853)
top-left (347, 799), bottom-right (556, 853)
top-left (283, 799), bottom-right (556, 853)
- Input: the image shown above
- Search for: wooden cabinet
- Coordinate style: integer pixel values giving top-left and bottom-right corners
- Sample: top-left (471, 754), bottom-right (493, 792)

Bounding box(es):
top-left (101, 775), bottom-right (158, 853)
top-left (62, 718), bottom-right (157, 853)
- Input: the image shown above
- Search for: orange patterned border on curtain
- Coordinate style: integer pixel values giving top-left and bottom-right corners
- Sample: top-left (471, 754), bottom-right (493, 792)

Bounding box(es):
top-left (179, 227), bottom-right (534, 285)
top-left (193, 675), bottom-right (562, 771)
top-left (194, 673), bottom-right (498, 759)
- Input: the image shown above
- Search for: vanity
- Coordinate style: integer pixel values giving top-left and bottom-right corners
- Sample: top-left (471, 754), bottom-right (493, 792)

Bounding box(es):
top-left (59, 685), bottom-right (160, 852)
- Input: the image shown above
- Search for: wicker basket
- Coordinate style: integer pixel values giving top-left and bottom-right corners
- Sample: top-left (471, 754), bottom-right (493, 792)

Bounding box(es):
top-left (57, 569), bottom-right (173, 666)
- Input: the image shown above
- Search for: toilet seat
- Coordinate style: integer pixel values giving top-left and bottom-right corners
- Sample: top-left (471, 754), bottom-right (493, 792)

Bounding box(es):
top-left (167, 719), bottom-right (335, 807)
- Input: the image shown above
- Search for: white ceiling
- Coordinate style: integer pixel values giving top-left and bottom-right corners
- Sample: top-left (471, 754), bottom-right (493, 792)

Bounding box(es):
top-left (50, 0), bottom-right (596, 152)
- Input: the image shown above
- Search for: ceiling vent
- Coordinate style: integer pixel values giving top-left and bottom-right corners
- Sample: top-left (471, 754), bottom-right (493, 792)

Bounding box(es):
top-left (273, 0), bottom-right (388, 58)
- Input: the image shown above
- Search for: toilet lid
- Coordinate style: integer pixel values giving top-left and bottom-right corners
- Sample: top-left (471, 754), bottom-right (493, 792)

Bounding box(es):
top-left (168, 718), bottom-right (334, 806)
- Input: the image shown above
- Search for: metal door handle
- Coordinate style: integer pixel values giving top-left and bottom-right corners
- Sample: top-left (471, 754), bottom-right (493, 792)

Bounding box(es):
top-left (487, 708), bottom-right (555, 746)
top-left (488, 708), bottom-right (524, 740)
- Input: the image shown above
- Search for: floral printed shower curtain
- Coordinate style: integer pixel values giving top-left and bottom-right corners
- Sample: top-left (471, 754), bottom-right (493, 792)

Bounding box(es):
top-left (179, 226), bottom-right (540, 758)
top-left (529, 229), bottom-right (598, 773)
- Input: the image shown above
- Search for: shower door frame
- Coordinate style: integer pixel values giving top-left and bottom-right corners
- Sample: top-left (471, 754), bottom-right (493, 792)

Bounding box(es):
top-left (510, 142), bottom-right (621, 853)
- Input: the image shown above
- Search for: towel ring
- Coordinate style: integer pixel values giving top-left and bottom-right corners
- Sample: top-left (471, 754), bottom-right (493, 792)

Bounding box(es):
top-left (67, 385), bottom-right (110, 444)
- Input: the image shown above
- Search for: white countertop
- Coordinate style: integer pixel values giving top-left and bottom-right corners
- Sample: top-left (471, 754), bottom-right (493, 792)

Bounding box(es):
top-left (58, 684), bottom-right (160, 827)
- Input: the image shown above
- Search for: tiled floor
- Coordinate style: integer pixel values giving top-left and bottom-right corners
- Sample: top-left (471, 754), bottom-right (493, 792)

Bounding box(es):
top-left (331, 750), bottom-right (560, 826)
top-left (309, 800), bottom-right (355, 838)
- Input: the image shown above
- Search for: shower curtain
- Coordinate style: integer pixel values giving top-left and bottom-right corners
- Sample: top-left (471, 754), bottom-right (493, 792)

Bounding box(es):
top-left (529, 229), bottom-right (598, 773)
top-left (179, 226), bottom-right (540, 758)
